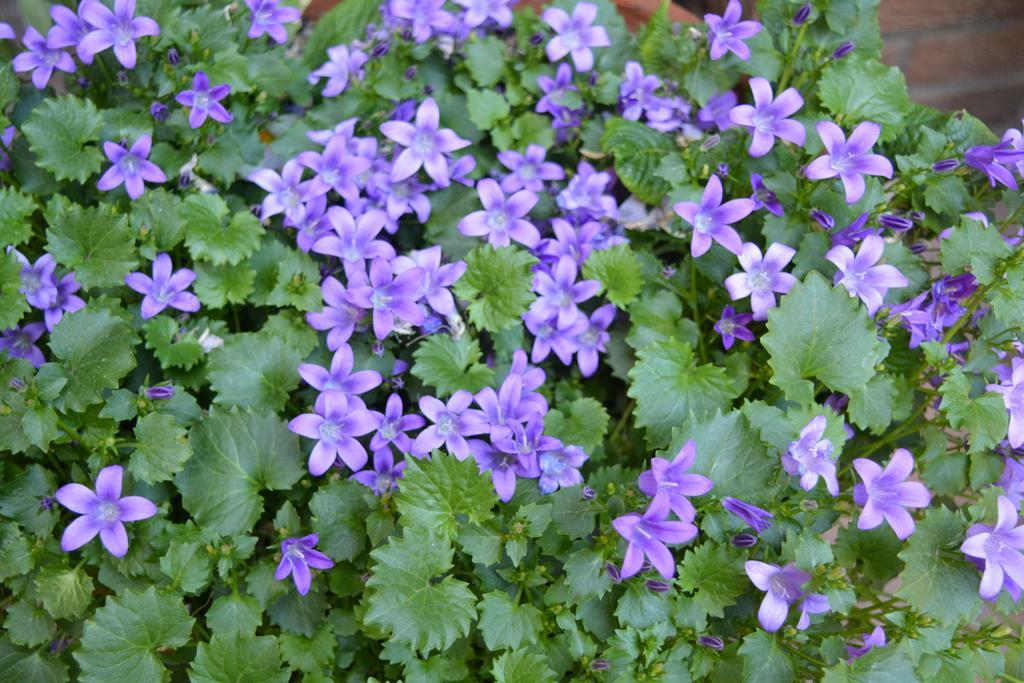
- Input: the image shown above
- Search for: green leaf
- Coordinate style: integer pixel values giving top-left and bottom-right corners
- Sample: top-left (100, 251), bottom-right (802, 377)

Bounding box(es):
top-left (456, 522), bottom-right (503, 565)
top-left (895, 507), bottom-right (981, 624)
top-left (49, 308), bottom-right (137, 411)
top-left (193, 261), bottom-right (256, 308)
top-left (303, 0), bottom-right (382, 68)
top-left (142, 316), bottom-right (206, 370)
top-left (938, 369), bottom-right (1008, 454)
top-left (279, 624), bottom-right (336, 673)
top-left (45, 203), bottom-right (137, 288)
top-left (627, 339), bottom-right (739, 448)
top-left (22, 95), bottom-right (104, 182)
top-left (0, 524), bottom-right (34, 582)
top-left (365, 531), bottom-right (477, 654)
top-left (492, 648), bottom-right (556, 683)
top-left (75, 587), bottom-right (195, 683)
top-left (681, 410), bottom-right (775, 504)
top-left (923, 175), bottom-right (969, 219)
top-left (35, 565), bottom-right (94, 620)
top-left (410, 334), bottom-right (495, 397)
top-left (992, 261), bottom-right (1024, 329)
top-left (206, 594), bottom-right (262, 636)
top-left (582, 244), bottom-right (643, 307)
top-left (182, 194), bottom-right (263, 266)
top-left (0, 251), bottom-right (29, 331)
top-left (761, 272), bottom-right (887, 406)
top-left (563, 548), bottom-right (612, 601)
top-left (834, 525), bottom-right (905, 582)
top-left (466, 89), bottom-right (511, 131)
top-left (939, 217), bottom-right (1011, 286)
top-left (309, 479), bottom-right (370, 562)
top-left (4, 600), bottom-right (56, 647)
top-left (454, 246), bottom-right (537, 332)
top-left (677, 543), bottom-right (748, 618)
top-left (738, 632), bottom-right (795, 683)
top-left (847, 374), bottom-right (896, 434)
top-left (478, 591), bottom-right (543, 651)
top-left (176, 407), bottom-right (304, 536)
top-left (539, 397), bottom-right (609, 454)
top-left (160, 541), bottom-right (213, 595)
top-left (465, 36), bottom-right (507, 87)
top-left (396, 455), bottom-right (497, 539)
top-left (818, 58), bottom-right (911, 142)
top-left (132, 189), bottom-right (185, 251)
top-left (0, 640), bottom-right (68, 683)
top-left (782, 528), bottom-right (834, 572)
top-left (600, 117), bottom-right (677, 204)
top-left (190, 631), bottom-right (290, 683)
top-left (822, 644), bottom-right (917, 682)
top-left (0, 187), bottom-right (36, 246)
top-left (0, 465), bottom-right (60, 536)
top-left (130, 413), bottom-right (193, 484)
top-left (206, 332), bottom-right (302, 413)
top-left (549, 486), bottom-right (598, 538)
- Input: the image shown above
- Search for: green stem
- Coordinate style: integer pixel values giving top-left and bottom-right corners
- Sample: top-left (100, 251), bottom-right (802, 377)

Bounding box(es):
top-left (777, 23), bottom-right (809, 92)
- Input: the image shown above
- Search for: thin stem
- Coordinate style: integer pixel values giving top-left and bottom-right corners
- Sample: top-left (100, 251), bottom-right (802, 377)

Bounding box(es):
top-left (777, 22), bottom-right (809, 92)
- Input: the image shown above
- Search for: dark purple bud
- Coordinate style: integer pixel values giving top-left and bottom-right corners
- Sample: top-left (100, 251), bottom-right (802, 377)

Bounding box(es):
top-left (392, 99), bottom-right (417, 121)
top-left (372, 342), bottom-right (385, 357)
top-left (793, 3), bottom-right (812, 25)
top-left (823, 393), bottom-right (849, 412)
top-left (701, 134), bottom-right (721, 150)
top-left (405, 66), bottom-right (417, 80)
top-left (932, 158), bottom-right (960, 173)
top-left (179, 174), bottom-right (192, 189)
top-left (50, 636), bottom-right (73, 654)
top-left (150, 102), bottom-right (169, 123)
top-left (810, 209), bottom-right (834, 230)
top-left (116, 70), bottom-right (129, 84)
top-left (581, 486), bottom-right (596, 500)
top-left (605, 562), bottom-right (621, 583)
top-left (661, 266), bottom-right (677, 279)
top-left (879, 214), bottom-right (914, 232)
top-left (530, 32), bottom-right (545, 46)
top-left (832, 41), bottom-right (855, 59)
top-left (722, 497), bottom-right (773, 533)
top-left (9, 377), bottom-right (26, 391)
top-left (591, 659), bottom-right (610, 671)
top-left (909, 241), bottom-right (927, 254)
top-left (167, 47), bottom-right (180, 66)
top-left (730, 532), bottom-right (758, 548)
top-left (588, 72), bottom-right (599, 86)
top-left (908, 210), bottom-right (925, 222)
top-left (371, 41), bottom-right (390, 58)
top-left (423, 84), bottom-right (434, 95)
top-left (401, 28), bottom-right (414, 42)
top-left (39, 496), bottom-right (55, 511)
top-left (645, 579), bottom-right (671, 593)
top-left (716, 163), bottom-right (729, 178)
top-left (145, 385), bottom-right (175, 400)
top-left (698, 635), bottom-right (725, 651)
top-left (495, 83), bottom-right (506, 95)
top-left (76, 76), bottom-right (90, 89)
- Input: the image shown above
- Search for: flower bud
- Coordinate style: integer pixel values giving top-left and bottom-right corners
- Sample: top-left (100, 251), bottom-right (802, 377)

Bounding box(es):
top-left (591, 659), bottom-right (610, 671)
top-left (701, 134), bottom-right (721, 150)
top-left (581, 486), bottom-right (596, 500)
top-left (832, 42), bottom-right (855, 59)
top-left (793, 3), bottom-right (812, 25)
top-left (645, 580), bottom-right (671, 593)
top-left (167, 47), bottom-right (180, 66)
top-left (698, 635), bottom-right (725, 650)
top-left (605, 562), bottom-right (621, 583)
top-left (932, 158), bottom-right (960, 173)
top-left (150, 102), bottom-right (169, 123)
top-left (879, 214), bottom-right (914, 232)
top-left (145, 385), bottom-right (175, 400)
top-left (730, 532), bottom-right (758, 548)
top-left (810, 209), bottom-right (834, 230)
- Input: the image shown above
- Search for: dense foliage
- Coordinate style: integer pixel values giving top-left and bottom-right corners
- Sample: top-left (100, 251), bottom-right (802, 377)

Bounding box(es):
top-left (2, 0), bottom-right (1024, 680)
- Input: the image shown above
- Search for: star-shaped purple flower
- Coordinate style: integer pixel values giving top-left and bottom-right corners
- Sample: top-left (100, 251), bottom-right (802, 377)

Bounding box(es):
top-left (0, 323), bottom-right (47, 368)
top-left (380, 97), bottom-right (470, 187)
top-left (987, 357), bottom-right (1024, 449)
top-left (12, 26), bottom-right (76, 90)
top-left (43, 272), bottom-right (85, 331)
top-left (15, 252), bottom-right (59, 310)
top-left (308, 45), bottom-right (368, 97)
top-left (745, 561), bottom-right (829, 632)
top-left (455, 0), bottom-right (513, 29)
top-left (249, 159), bottom-right (312, 222)
top-left (245, 0), bottom-right (300, 44)
top-left (297, 135), bottom-right (372, 203)
top-left (997, 456), bottom-right (1024, 510)
top-left (298, 343), bottom-right (382, 400)
top-left (97, 135), bottom-right (166, 200)
top-left (175, 71), bottom-right (232, 129)
top-left (724, 242), bottom-right (796, 321)
top-left (826, 234), bottom-right (908, 315)
top-left (498, 144), bottom-right (565, 193)
top-left (55, 465), bottom-right (157, 558)
top-left (530, 256), bottom-right (601, 330)
top-left (351, 448), bottom-right (406, 496)
top-left (541, 2), bottom-right (610, 72)
top-left (473, 438), bottom-right (541, 503)
top-left (311, 208), bottom-right (394, 277)
top-left (458, 179), bottom-right (540, 249)
top-left (390, 0), bottom-right (455, 43)
top-left (573, 303), bottom-right (615, 377)
top-left (638, 440), bottom-right (714, 521)
top-left (47, 3), bottom-right (94, 62)
top-left (782, 415), bottom-right (838, 496)
top-left (79, 0), bottom-right (160, 69)
top-left (965, 140), bottom-right (1024, 190)
top-left (125, 253), bottom-right (199, 319)
top-left (806, 121), bottom-right (893, 204)
top-left (714, 305), bottom-right (754, 350)
top-left (307, 276), bottom-right (365, 351)
top-left (370, 394), bottom-right (425, 454)
top-left (961, 495), bottom-right (1024, 600)
top-left (346, 258), bottom-right (426, 340)
top-left (674, 175), bottom-right (754, 257)
top-left (750, 173), bottom-right (784, 216)
top-left (275, 533), bottom-right (334, 595)
top-left (289, 392), bottom-right (380, 475)
top-left (705, 0), bottom-right (762, 61)
top-left (853, 448), bottom-right (931, 540)
top-left (391, 246), bottom-right (466, 317)
top-left (412, 390), bottom-right (489, 460)
top-left (538, 444), bottom-right (587, 494)
top-left (728, 77), bottom-right (805, 157)
top-left (613, 495), bottom-right (698, 580)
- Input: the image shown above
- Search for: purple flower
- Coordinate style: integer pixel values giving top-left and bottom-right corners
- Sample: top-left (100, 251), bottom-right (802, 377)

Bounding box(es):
top-left (573, 303), bottom-right (615, 377)
top-left (347, 258), bottom-right (426, 339)
top-left (704, 0), bottom-right (762, 61)
top-left (125, 253), bottom-right (199, 319)
top-left (311, 208), bottom-right (394, 275)
top-left (458, 179), bottom-right (540, 249)
top-left (539, 219), bottom-right (600, 265)
top-left (0, 323), bottom-right (47, 368)
top-left (961, 495), bottom-right (1024, 600)
top-left (728, 77), bottom-right (805, 157)
top-left (380, 97), bottom-right (470, 187)
top-left (55, 465), bottom-right (156, 558)
top-left (391, 246), bottom-right (466, 317)
top-left (714, 305), bottom-right (754, 350)
top-left (536, 63), bottom-right (578, 117)
top-left (826, 234), bottom-right (908, 315)
top-left (498, 144), bottom-right (565, 193)
top-left (848, 626), bottom-right (886, 661)
top-left (638, 440), bottom-right (713, 521)
top-left (745, 561), bottom-right (829, 632)
top-left (697, 91), bottom-right (737, 131)
top-left (275, 534), bottom-right (334, 595)
top-left (998, 456), bottom-right (1024, 509)
top-left (523, 309), bottom-right (582, 365)
top-left (782, 416), bottom-right (838, 496)
top-left (47, 3), bottom-right (95, 61)
top-left (12, 27), bottom-right (76, 89)
top-left (529, 256), bottom-right (599, 331)
top-left (389, 0), bottom-right (455, 43)
top-left (97, 135), bottom-right (166, 200)
top-left (557, 162), bottom-right (618, 220)
top-left (455, 0), bottom-right (513, 29)
top-left (79, 0), bottom-right (160, 69)
top-left (412, 390), bottom-right (489, 460)
top-left (370, 394), bottom-right (425, 454)
top-left (307, 276), bottom-right (365, 350)
top-left (175, 71), bottom-right (232, 129)
top-left (674, 175), bottom-right (754, 258)
top-left (853, 449), bottom-right (931, 540)
top-left (0, 23), bottom-right (14, 40)
top-left (806, 121), bottom-right (893, 204)
top-left (298, 136), bottom-right (373, 203)
top-left (43, 273), bottom-right (85, 331)
top-left (965, 140), bottom-right (1024, 190)
top-left (249, 160), bottom-right (312, 222)
top-left (612, 495), bottom-right (698, 580)
top-left (619, 61), bottom-right (664, 121)
top-left (245, 0), bottom-right (300, 44)
top-left (308, 45), bottom-right (368, 97)
top-left (286, 196), bottom-right (332, 253)
top-left (298, 343), bottom-right (382, 400)
top-left (988, 358), bottom-right (1024, 449)
top-left (538, 445), bottom-right (587, 493)
top-left (473, 439), bottom-right (541, 503)
top-left (289, 392), bottom-right (380, 475)
top-left (541, 2), bottom-right (610, 72)
top-left (724, 242), bottom-right (796, 321)
top-left (832, 41), bottom-right (855, 59)
top-left (722, 496), bottom-right (773, 533)
top-left (750, 173), bottom-right (784, 216)
top-left (15, 252), bottom-right (59, 310)
top-left (351, 447), bottom-right (406, 496)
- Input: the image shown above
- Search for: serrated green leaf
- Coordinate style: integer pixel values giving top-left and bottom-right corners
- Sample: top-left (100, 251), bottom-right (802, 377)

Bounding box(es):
top-left (677, 543), bottom-right (748, 618)
top-left (738, 632), bottom-right (795, 683)
top-left (190, 631), bottom-right (290, 683)
top-left (818, 58), bottom-right (910, 142)
top-left (142, 316), bottom-right (206, 370)
top-left (680, 410), bottom-right (775, 504)
top-left (544, 397), bottom-right (610, 454)
top-left (279, 624), bottom-right (336, 673)
top-left (563, 548), bottom-right (612, 601)
top-left (0, 251), bottom-right (29, 330)
top-left (0, 639), bottom-right (68, 683)
top-left (193, 261), bottom-right (256, 308)
top-left (396, 456), bottom-right (497, 538)
top-left (549, 485), bottom-right (598, 538)
top-left (582, 244), bottom-right (642, 307)
top-left (457, 522), bottom-right (504, 565)
top-left (0, 465), bottom-right (60, 536)
top-left (4, 601), bottom-right (56, 647)
top-left (465, 36), bottom-right (507, 87)
top-left (834, 525), bottom-right (904, 582)
top-left (0, 187), bottom-right (36, 246)
top-left (466, 89), bottom-right (511, 131)
top-left (782, 528), bottom-right (834, 572)
top-left (206, 594), bottom-right (262, 636)
top-left (45, 203), bottom-right (137, 288)
top-left (0, 524), bottom-right (35, 581)
top-left (49, 308), bottom-right (137, 411)
top-left (453, 246), bottom-right (537, 332)
top-left (182, 194), bottom-right (263, 266)
top-left (130, 413), bottom-right (192, 484)
top-left (492, 648), bottom-right (556, 683)
top-left (411, 334), bottom-right (495, 397)
top-left (309, 479), bottom-right (370, 562)
top-left (478, 591), bottom-right (542, 651)
top-left (992, 261), bottom-right (1024, 329)
top-left (939, 217), bottom-right (1011, 286)
top-left (923, 175), bottom-right (968, 219)
top-left (938, 369), bottom-right (1008, 454)
top-left (132, 189), bottom-right (185, 251)
top-left (847, 374), bottom-right (896, 434)
top-left (34, 565), bottom-right (94, 620)
top-left (160, 540), bottom-right (213, 594)
top-left (206, 333), bottom-right (301, 412)
top-left (22, 95), bottom-right (104, 182)
top-left (601, 117), bottom-right (676, 204)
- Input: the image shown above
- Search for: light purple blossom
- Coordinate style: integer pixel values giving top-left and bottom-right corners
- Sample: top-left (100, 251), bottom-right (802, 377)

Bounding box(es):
top-left (351, 448), bottom-right (406, 496)
top-left (523, 309), bottom-right (582, 365)
top-left (541, 2), bottom-right (610, 72)
top-left (705, 0), bottom-right (762, 60)
top-left (12, 26), bottom-right (76, 89)
top-left (47, 3), bottom-right (95, 62)
top-left (15, 252), bottom-right (58, 310)
top-left (853, 448), bottom-right (931, 540)
top-left (289, 392), bottom-right (380, 475)
top-left (307, 276), bottom-right (365, 350)
top-left (473, 438), bottom-right (541, 503)
top-left (538, 445), bottom-right (587, 493)
top-left (473, 374), bottom-right (528, 437)
top-left (412, 390), bottom-right (489, 460)
top-left (673, 175), bottom-right (754, 257)
top-left (298, 135), bottom-right (373, 202)
top-left (370, 394), bottom-right (425, 454)
top-left (455, 0), bottom-right (513, 29)
top-left (848, 626), bottom-right (886, 661)
top-left (389, 0), bottom-right (455, 43)
top-left (530, 256), bottom-right (600, 330)
top-left (782, 416), bottom-right (838, 496)
top-left (697, 91), bottom-right (737, 131)
top-left (312, 207), bottom-right (394, 276)
top-left (728, 77), bottom-right (805, 157)
top-left (55, 465), bottom-right (156, 558)
top-left (573, 303), bottom-right (615, 377)
top-left (745, 561), bottom-right (829, 632)
top-left (539, 218), bottom-right (601, 265)
top-left (308, 45), bottom-right (368, 97)
top-left (998, 457), bottom-right (1024, 509)
top-left (347, 258), bottom-right (426, 340)
top-left (749, 173), bottom-right (784, 216)
top-left (125, 253), bottom-right (199, 319)
top-left (249, 160), bottom-right (313, 222)
top-left (175, 71), bottom-right (232, 129)
top-left (613, 495), bottom-right (698, 580)
top-left (536, 63), bottom-right (578, 118)
top-left (638, 440), bottom-right (713, 521)
top-left (97, 136), bottom-right (166, 200)
top-left (43, 272), bottom-right (86, 331)
top-left (0, 23), bottom-right (13, 40)
top-left (380, 97), bottom-right (470, 187)
top-left (79, 0), bottom-right (160, 69)
top-left (723, 496), bottom-right (773, 533)
top-left (286, 196), bottom-right (333, 253)
top-left (275, 534), bottom-right (334, 595)
top-left (724, 242), bottom-right (796, 320)
top-left (557, 162), bottom-right (618, 220)
top-left (714, 305), bottom-right (754, 350)
top-left (619, 61), bottom-right (664, 121)
top-left (961, 495), bottom-right (1024, 600)
top-left (965, 140), bottom-right (1024, 190)
top-left (245, 0), bottom-right (300, 44)
top-left (298, 343), bottom-right (382, 401)
top-left (805, 121), bottom-right (893, 204)
top-left (392, 246), bottom-right (466, 317)
top-left (826, 234), bottom-right (908, 315)
top-left (0, 323), bottom-right (47, 368)
top-left (458, 179), bottom-right (540, 249)
top-left (498, 144), bottom-right (565, 193)
top-left (988, 358), bottom-right (1024, 449)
